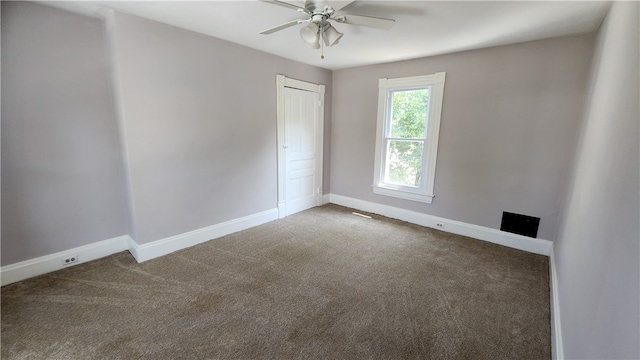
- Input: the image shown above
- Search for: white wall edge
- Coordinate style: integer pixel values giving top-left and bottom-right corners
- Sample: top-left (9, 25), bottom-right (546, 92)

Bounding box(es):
top-left (0, 235), bottom-right (131, 286)
top-left (329, 194), bottom-right (552, 256)
top-left (549, 247), bottom-right (564, 359)
top-left (129, 208), bottom-right (279, 263)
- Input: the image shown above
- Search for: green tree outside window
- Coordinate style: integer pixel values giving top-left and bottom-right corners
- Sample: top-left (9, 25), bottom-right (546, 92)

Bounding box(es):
top-left (385, 88), bottom-right (430, 187)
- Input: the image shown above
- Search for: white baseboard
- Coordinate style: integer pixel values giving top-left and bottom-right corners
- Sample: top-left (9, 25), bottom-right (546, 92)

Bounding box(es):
top-left (128, 208), bottom-right (279, 263)
top-left (322, 193), bottom-right (330, 205)
top-left (2, 208), bottom-right (279, 285)
top-left (2, 200), bottom-right (550, 287)
top-left (329, 194), bottom-right (552, 256)
top-left (549, 247), bottom-right (564, 359)
top-left (0, 235), bottom-right (131, 286)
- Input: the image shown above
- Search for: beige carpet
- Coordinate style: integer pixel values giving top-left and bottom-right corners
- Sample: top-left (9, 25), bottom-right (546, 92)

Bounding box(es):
top-left (1, 204), bottom-right (550, 359)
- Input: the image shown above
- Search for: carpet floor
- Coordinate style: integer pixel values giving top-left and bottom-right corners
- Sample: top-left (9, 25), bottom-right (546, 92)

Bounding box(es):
top-left (1, 204), bottom-right (550, 359)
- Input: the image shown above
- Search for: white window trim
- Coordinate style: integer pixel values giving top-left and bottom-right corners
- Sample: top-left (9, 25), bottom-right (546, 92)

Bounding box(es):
top-left (372, 72), bottom-right (446, 204)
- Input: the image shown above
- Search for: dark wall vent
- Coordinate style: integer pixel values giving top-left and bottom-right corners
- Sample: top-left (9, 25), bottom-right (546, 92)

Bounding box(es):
top-left (500, 212), bottom-right (540, 238)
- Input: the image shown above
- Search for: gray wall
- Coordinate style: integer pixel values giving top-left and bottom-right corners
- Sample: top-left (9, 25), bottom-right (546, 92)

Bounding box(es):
top-left (330, 35), bottom-right (594, 240)
top-left (554, 2), bottom-right (639, 358)
top-left (107, 12), bottom-right (332, 244)
top-left (1, 1), bottom-right (128, 265)
top-left (1, 2), bottom-right (332, 262)
top-left (3, 2), bottom-right (638, 357)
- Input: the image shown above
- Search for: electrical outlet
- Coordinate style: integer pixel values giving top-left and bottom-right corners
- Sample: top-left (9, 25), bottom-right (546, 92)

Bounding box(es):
top-left (436, 223), bottom-right (444, 228)
top-left (62, 255), bottom-right (79, 266)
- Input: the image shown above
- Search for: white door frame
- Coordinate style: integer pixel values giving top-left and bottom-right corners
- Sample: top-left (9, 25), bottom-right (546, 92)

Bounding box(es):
top-left (276, 74), bottom-right (325, 219)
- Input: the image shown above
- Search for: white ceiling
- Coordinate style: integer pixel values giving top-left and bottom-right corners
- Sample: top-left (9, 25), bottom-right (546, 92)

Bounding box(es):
top-left (40, 0), bottom-right (611, 70)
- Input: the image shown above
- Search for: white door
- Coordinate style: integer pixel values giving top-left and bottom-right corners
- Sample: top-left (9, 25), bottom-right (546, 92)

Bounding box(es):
top-left (283, 87), bottom-right (321, 216)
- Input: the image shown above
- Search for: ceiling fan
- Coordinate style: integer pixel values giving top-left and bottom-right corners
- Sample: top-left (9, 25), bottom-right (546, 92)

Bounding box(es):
top-left (260, 0), bottom-right (395, 52)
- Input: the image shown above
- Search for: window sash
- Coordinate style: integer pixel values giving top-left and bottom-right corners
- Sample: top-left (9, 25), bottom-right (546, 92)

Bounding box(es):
top-left (382, 139), bottom-right (425, 189)
top-left (385, 87), bottom-right (431, 140)
top-left (381, 86), bottom-right (430, 191)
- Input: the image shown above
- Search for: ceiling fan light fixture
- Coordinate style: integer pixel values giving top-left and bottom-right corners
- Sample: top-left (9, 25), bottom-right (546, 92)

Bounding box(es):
top-left (300, 22), bottom-right (320, 49)
top-left (261, 0), bottom-right (396, 53)
top-left (323, 24), bottom-right (343, 47)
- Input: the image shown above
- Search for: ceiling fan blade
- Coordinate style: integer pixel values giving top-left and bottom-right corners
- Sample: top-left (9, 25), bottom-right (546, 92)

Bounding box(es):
top-left (260, 0), bottom-right (310, 14)
top-left (260, 19), bottom-right (306, 35)
top-left (333, 13), bottom-right (395, 30)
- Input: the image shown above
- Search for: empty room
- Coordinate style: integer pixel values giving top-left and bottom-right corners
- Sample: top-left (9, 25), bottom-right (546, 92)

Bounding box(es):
top-left (1, 1), bottom-right (638, 359)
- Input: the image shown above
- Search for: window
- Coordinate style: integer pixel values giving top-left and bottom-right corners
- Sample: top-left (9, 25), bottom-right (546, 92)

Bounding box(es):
top-left (373, 72), bottom-right (446, 203)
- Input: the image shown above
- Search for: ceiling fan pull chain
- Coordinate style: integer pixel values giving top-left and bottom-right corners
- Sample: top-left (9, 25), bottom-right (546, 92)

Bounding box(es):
top-left (321, 26), bottom-right (325, 59)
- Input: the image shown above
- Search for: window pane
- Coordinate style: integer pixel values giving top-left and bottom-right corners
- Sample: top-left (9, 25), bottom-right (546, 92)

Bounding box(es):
top-left (390, 88), bottom-right (430, 139)
top-left (384, 140), bottom-right (424, 187)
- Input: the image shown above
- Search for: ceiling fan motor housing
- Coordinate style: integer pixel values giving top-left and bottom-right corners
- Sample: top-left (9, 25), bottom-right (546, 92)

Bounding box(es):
top-left (311, 13), bottom-right (327, 24)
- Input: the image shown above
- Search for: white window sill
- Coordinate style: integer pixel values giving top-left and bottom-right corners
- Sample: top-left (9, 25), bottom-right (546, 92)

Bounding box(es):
top-left (372, 185), bottom-right (434, 204)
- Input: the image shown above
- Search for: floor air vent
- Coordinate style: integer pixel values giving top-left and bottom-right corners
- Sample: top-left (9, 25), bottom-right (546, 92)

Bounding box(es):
top-left (500, 212), bottom-right (540, 238)
top-left (352, 212), bottom-right (372, 219)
